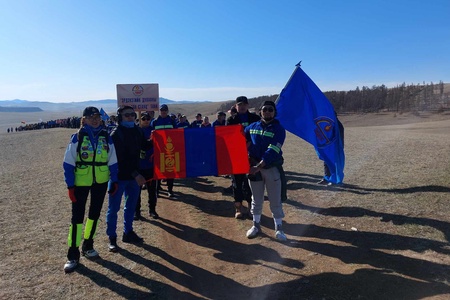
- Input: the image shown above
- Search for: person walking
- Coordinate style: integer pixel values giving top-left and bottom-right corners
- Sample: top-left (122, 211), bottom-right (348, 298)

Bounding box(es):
top-left (177, 115), bottom-right (190, 128)
top-left (244, 100), bottom-right (287, 241)
top-left (150, 104), bottom-right (178, 198)
top-left (62, 106), bottom-right (118, 273)
top-left (212, 111), bottom-right (226, 126)
top-left (227, 96), bottom-right (260, 219)
top-left (134, 112), bottom-right (159, 220)
top-left (190, 113), bottom-right (203, 128)
top-left (318, 112), bottom-right (345, 186)
top-left (106, 105), bottom-right (152, 252)
top-left (201, 116), bottom-right (212, 127)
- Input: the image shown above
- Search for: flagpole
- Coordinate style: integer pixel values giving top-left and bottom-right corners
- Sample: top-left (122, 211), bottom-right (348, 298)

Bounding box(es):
top-left (275, 61), bottom-right (302, 104)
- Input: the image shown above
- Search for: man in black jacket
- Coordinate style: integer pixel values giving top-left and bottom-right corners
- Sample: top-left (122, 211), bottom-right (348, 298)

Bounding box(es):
top-left (106, 106), bottom-right (152, 252)
top-left (227, 96), bottom-right (260, 219)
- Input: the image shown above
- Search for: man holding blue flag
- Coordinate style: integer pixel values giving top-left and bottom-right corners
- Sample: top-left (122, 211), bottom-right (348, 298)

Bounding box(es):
top-left (276, 63), bottom-right (345, 184)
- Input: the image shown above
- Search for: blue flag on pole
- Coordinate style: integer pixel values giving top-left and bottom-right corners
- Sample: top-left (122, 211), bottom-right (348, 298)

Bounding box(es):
top-left (276, 64), bottom-right (345, 184)
top-left (100, 108), bottom-right (109, 121)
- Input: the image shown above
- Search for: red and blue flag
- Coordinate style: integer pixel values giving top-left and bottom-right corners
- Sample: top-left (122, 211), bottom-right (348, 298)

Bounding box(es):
top-left (153, 125), bottom-right (249, 179)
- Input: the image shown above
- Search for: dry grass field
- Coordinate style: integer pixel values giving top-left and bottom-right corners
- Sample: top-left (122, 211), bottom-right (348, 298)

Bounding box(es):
top-left (1, 109), bottom-right (450, 299)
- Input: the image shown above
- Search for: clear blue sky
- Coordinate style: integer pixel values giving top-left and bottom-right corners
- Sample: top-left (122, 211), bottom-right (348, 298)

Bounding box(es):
top-left (1, 0), bottom-right (449, 103)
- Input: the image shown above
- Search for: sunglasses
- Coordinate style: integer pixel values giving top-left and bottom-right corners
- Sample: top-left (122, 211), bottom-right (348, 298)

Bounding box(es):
top-left (123, 112), bottom-right (136, 118)
top-left (262, 107), bottom-right (274, 112)
top-left (141, 117), bottom-right (151, 121)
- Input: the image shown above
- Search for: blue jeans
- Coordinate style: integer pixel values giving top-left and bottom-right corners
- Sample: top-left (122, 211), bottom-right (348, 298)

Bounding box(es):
top-left (106, 179), bottom-right (140, 238)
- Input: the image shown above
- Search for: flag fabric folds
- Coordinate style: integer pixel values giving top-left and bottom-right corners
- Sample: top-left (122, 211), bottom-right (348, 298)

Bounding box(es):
top-left (276, 65), bottom-right (345, 184)
top-left (153, 125), bottom-right (249, 179)
top-left (100, 108), bottom-right (109, 121)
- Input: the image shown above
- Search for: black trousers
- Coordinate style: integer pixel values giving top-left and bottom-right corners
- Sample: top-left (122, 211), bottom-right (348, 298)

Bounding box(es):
top-left (232, 174), bottom-right (252, 203)
top-left (136, 169), bottom-right (158, 213)
top-left (71, 183), bottom-right (108, 224)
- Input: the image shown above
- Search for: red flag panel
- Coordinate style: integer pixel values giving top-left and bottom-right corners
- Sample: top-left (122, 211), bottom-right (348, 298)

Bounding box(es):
top-left (153, 129), bottom-right (186, 179)
top-left (215, 125), bottom-right (250, 175)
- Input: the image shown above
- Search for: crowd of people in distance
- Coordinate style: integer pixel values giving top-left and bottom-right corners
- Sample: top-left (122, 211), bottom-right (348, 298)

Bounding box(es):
top-left (5, 106), bottom-right (235, 134)
top-left (5, 116), bottom-right (86, 133)
top-left (60, 96), bottom-right (307, 273)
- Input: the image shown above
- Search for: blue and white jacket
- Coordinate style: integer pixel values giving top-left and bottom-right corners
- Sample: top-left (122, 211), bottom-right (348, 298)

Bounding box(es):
top-left (244, 119), bottom-right (286, 167)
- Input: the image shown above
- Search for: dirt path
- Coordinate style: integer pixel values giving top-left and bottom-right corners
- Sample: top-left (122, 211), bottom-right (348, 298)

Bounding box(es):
top-left (1, 116), bottom-right (450, 299)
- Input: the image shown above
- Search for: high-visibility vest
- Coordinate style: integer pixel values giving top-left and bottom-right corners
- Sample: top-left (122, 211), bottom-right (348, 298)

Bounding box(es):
top-left (74, 130), bottom-right (110, 186)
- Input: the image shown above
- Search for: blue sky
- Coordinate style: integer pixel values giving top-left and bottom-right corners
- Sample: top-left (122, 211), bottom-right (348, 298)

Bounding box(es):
top-left (1, 0), bottom-right (449, 103)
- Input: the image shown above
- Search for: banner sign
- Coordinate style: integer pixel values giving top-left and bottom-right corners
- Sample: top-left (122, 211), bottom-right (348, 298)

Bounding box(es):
top-left (116, 84), bottom-right (159, 111)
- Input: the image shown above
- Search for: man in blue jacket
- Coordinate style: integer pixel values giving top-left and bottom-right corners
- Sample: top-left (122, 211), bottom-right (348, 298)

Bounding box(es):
top-left (244, 100), bottom-right (287, 241)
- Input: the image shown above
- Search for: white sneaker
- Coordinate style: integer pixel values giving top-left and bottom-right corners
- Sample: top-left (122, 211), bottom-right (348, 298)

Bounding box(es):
top-left (82, 249), bottom-right (99, 259)
top-left (246, 225), bottom-right (260, 239)
top-left (275, 230), bottom-right (287, 242)
top-left (64, 260), bottom-right (79, 273)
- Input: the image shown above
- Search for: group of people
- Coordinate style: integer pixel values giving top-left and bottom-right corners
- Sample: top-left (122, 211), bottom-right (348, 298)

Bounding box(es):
top-left (6, 118), bottom-right (70, 132)
top-left (62, 96), bottom-right (289, 273)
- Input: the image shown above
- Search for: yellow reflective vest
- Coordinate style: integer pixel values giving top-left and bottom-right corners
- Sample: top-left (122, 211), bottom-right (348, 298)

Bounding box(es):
top-left (74, 130), bottom-right (110, 186)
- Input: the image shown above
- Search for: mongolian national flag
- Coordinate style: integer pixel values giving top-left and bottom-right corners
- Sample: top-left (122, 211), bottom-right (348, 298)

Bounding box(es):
top-left (276, 63), bottom-right (345, 184)
top-left (100, 108), bottom-right (109, 121)
top-left (153, 125), bottom-right (249, 179)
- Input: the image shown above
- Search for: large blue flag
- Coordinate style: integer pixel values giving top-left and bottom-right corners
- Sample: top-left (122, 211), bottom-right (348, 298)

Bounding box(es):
top-left (276, 64), bottom-right (345, 184)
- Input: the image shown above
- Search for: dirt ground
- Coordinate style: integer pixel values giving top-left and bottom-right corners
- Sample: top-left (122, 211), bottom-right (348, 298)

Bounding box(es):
top-left (1, 112), bottom-right (450, 299)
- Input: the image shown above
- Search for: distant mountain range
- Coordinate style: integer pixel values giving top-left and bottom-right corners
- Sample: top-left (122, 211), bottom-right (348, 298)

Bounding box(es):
top-left (0, 98), bottom-right (211, 113)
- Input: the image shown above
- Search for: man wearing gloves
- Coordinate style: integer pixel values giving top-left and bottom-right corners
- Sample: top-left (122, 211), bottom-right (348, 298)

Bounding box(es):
top-left (62, 106), bottom-right (118, 273)
top-left (244, 101), bottom-right (287, 241)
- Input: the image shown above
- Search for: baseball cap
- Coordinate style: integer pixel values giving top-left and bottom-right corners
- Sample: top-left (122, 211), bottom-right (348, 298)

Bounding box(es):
top-left (141, 112), bottom-right (150, 119)
top-left (217, 111), bottom-right (226, 116)
top-left (83, 106), bottom-right (100, 117)
top-left (160, 104), bottom-right (168, 110)
top-left (261, 100), bottom-right (276, 109)
top-left (196, 113), bottom-right (202, 117)
top-left (236, 96), bottom-right (248, 104)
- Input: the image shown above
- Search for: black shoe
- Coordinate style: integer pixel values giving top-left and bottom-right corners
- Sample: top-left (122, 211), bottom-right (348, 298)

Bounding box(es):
top-left (317, 179), bottom-right (329, 185)
top-left (108, 237), bottom-right (119, 252)
top-left (134, 213), bottom-right (142, 221)
top-left (168, 192), bottom-right (176, 198)
top-left (149, 210), bottom-right (159, 219)
top-left (122, 231), bottom-right (144, 244)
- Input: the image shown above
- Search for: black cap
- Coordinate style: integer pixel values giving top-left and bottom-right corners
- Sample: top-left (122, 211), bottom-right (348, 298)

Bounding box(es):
top-left (236, 96), bottom-right (248, 104)
top-left (83, 106), bottom-right (100, 117)
top-left (261, 100), bottom-right (276, 108)
top-left (196, 113), bottom-right (202, 117)
top-left (160, 104), bottom-right (168, 110)
top-left (141, 112), bottom-right (150, 119)
top-left (217, 111), bottom-right (226, 116)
